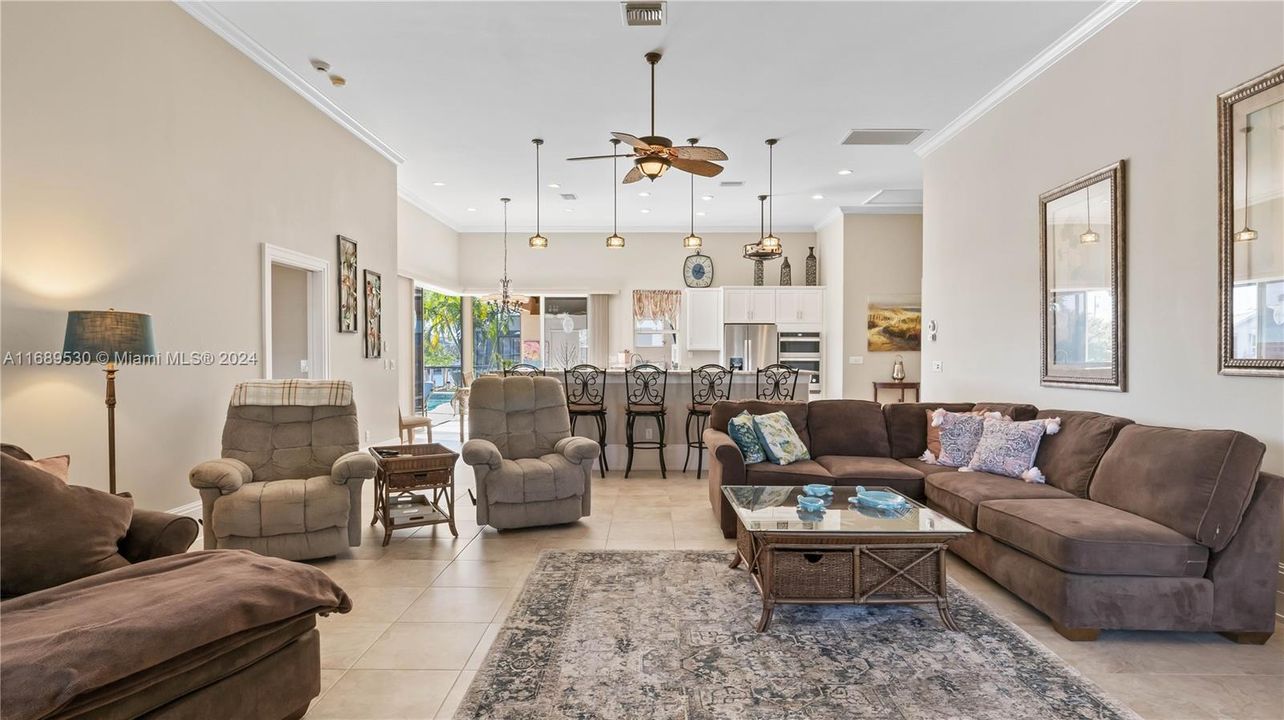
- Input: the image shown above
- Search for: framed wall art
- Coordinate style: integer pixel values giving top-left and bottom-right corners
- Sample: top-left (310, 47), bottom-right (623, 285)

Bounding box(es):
top-left (337, 235), bottom-right (358, 333)
top-left (364, 269), bottom-right (382, 358)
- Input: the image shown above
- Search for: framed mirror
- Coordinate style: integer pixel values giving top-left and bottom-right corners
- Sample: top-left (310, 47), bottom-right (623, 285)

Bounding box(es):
top-left (1219, 66), bottom-right (1284, 376)
top-left (1039, 160), bottom-right (1127, 391)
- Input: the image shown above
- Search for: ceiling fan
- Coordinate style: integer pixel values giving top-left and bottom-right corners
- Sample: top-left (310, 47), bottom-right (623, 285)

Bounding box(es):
top-left (566, 52), bottom-right (728, 184)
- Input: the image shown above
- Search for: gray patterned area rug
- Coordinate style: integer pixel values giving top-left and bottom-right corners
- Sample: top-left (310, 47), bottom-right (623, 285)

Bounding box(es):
top-left (456, 550), bottom-right (1139, 720)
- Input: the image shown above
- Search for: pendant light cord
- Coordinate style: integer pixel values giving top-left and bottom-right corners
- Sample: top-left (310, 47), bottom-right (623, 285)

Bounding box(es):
top-left (650, 60), bottom-right (656, 137)
top-left (502, 198), bottom-right (510, 281)
top-left (1243, 124), bottom-right (1252, 227)
top-left (534, 141), bottom-right (541, 234)
top-left (690, 170), bottom-right (695, 234)
top-left (1085, 184), bottom-right (1091, 230)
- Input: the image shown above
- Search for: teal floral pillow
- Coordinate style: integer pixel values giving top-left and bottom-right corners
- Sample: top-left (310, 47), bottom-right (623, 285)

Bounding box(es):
top-left (727, 412), bottom-right (766, 464)
top-left (751, 411), bottom-right (811, 465)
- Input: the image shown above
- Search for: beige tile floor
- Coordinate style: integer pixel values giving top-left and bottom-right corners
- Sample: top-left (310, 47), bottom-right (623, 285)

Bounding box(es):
top-left (298, 461), bottom-right (1284, 720)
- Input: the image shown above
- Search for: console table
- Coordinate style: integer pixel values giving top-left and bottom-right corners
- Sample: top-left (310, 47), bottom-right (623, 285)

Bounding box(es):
top-left (872, 381), bottom-right (920, 403)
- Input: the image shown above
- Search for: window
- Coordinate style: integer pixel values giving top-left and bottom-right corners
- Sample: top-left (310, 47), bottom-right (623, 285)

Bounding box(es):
top-left (543, 296), bottom-right (588, 370)
top-left (416, 287), bottom-right (462, 412)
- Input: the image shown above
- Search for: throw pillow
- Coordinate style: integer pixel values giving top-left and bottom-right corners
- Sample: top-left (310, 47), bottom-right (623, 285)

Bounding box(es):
top-left (920, 409), bottom-right (999, 468)
top-left (727, 411), bottom-right (767, 465)
top-left (1, 454), bottom-right (133, 596)
top-left (751, 411), bottom-right (811, 465)
top-left (963, 416), bottom-right (1062, 482)
top-left (22, 454), bottom-right (70, 482)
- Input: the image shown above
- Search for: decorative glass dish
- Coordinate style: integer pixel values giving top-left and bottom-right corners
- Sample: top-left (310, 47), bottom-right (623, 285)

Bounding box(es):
top-left (796, 495), bottom-right (827, 512)
top-left (848, 486), bottom-right (909, 511)
top-left (803, 483), bottom-right (833, 497)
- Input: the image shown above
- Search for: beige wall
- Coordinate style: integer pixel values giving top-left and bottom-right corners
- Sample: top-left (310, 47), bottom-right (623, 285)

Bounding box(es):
top-left (1, 1), bottom-right (399, 511)
top-left (817, 213), bottom-right (846, 397)
top-left (921, 1), bottom-right (1284, 473)
top-left (270, 264), bottom-right (310, 379)
top-left (455, 231), bottom-right (818, 365)
top-left (398, 198), bottom-right (460, 291)
top-left (842, 214), bottom-right (923, 400)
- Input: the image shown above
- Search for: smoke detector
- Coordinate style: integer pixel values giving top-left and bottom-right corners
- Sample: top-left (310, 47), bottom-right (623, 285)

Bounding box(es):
top-left (309, 58), bottom-right (330, 73)
top-left (621, 2), bottom-right (665, 27)
top-left (841, 129), bottom-right (927, 146)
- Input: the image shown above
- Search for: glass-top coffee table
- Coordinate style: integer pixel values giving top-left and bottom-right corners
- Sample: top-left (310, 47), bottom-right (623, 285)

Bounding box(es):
top-left (722, 485), bottom-right (971, 632)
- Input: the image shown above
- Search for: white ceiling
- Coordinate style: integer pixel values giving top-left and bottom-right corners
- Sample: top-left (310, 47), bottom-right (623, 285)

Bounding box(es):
top-left (206, 1), bottom-right (1100, 232)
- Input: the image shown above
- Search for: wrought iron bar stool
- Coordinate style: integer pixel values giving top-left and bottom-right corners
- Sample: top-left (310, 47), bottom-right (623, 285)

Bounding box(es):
top-left (624, 363), bottom-right (668, 478)
top-left (756, 363), bottom-right (800, 401)
top-left (563, 364), bottom-right (609, 477)
top-left (684, 364), bottom-right (734, 479)
top-left (504, 363), bottom-right (545, 377)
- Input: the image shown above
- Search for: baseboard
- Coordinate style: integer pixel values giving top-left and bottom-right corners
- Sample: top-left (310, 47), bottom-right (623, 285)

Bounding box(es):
top-left (167, 500), bottom-right (203, 518)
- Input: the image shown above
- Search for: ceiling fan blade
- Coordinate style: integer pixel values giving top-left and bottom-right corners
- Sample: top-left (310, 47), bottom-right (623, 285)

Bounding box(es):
top-left (673, 146), bottom-right (728, 161)
top-left (567, 154), bottom-right (631, 161)
top-left (671, 157), bottom-right (724, 177)
top-left (611, 132), bottom-right (649, 150)
top-left (622, 166), bottom-right (645, 184)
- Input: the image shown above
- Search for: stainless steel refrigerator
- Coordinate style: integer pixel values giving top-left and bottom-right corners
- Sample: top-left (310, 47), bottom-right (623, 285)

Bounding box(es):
top-left (723, 324), bottom-right (778, 372)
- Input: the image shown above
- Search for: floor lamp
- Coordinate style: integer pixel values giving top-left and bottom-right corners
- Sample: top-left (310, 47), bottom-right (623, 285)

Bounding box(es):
top-left (63, 309), bottom-right (156, 495)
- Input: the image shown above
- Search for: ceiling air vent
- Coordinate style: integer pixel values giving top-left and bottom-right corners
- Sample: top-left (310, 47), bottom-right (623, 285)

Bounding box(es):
top-left (621, 2), bottom-right (665, 27)
top-left (718, 180), bottom-right (744, 188)
top-left (560, 193), bottom-right (578, 201)
top-left (841, 129), bottom-right (927, 146)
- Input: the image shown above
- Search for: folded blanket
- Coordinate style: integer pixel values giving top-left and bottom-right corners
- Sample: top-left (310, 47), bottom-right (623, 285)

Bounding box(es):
top-left (1, 550), bottom-right (350, 720)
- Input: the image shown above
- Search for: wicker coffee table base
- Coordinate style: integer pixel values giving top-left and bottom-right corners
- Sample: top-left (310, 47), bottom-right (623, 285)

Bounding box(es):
top-left (732, 518), bottom-right (962, 632)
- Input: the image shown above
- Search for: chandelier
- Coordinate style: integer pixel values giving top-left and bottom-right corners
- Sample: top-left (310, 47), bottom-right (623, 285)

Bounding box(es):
top-left (485, 197), bottom-right (529, 314)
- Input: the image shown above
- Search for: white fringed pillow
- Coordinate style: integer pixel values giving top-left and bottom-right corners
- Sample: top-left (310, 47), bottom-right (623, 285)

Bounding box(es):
top-left (918, 409), bottom-right (1002, 468)
top-left (961, 416), bottom-right (1061, 482)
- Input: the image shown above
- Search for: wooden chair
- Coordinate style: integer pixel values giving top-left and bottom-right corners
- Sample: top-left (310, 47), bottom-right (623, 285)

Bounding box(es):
top-left (452, 371), bottom-right (474, 441)
top-left (398, 406), bottom-right (433, 444)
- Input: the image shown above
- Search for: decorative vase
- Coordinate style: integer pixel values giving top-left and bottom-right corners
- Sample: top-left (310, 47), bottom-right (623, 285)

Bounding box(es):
top-left (780, 257), bottom-right (792, 286)
top-left (805, 246), bottom-right (818, 286)
top-left (891, 354), bottom-right (906, 381)
top-left (753, 259), bottom-right (764, 286)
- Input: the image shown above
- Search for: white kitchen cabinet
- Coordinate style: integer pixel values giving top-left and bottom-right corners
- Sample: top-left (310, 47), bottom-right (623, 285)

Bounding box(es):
top-left (683, 288), bottom-right (723, 351)
top-left (775, 288), bottom-right (823, 325)
top-left (724, 288), bottom-right (776, 323)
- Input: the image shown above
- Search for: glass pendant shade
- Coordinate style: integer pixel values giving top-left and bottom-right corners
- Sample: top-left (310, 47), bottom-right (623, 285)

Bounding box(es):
top-left (1235, 227), bottom-right (1259, 243)
top-left (529, 138), bottom-right (548, 249)
top-left (637, 156), bottom-right (670, 180)
top-left (1079, 229), bottom-right (1100, 244)
top-left (606, 233), bottom-right (626, 249)
top-left (683, 234), bottom-right (703, 249)
top-left (760, 234), bottom-right (781, 250)
top-left (528, 233), bottom-right (548, 249)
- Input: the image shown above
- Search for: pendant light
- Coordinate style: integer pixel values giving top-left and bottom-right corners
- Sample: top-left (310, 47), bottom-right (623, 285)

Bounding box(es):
top-left (486, 197), bottom-right (528, 314)
top-left (529, 138), bottom-right (549, 249)
top-left (760, 138), bottom-right (782, 251)
top-left (744, 194), bottom-right (781, 260)
top-left (1079, 184), bottom-right (1100, 245)
top-left (606, 138), bottom-right (626, 248)
top-left (1235, 124), bottom-right (1258, 242)
top-left (682, 138), bottom-right (703, 249)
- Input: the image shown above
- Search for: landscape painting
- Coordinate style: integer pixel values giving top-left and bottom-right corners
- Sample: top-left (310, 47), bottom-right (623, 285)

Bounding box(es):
top-left (338, 235), bottom-right (358, 333)
top-left (867, 297), bottom-right (921, 352)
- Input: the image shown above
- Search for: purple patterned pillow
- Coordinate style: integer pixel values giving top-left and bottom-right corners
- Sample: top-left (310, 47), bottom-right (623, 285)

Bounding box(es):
top-left (963, 417), bottom-right (1061, 482)
top-left (919, 409), bottom-right (1000, 468)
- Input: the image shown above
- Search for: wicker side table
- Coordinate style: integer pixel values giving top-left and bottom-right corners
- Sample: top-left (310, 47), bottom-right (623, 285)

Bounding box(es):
top-left (368, 443), bottom-right (459, 546)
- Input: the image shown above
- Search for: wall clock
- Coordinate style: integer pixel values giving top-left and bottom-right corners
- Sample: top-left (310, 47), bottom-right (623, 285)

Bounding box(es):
top-left (683, 253), bottom-right (713, 288)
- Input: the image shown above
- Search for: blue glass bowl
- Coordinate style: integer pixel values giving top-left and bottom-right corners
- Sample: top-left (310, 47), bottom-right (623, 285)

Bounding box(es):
top-left (796, 496), bottom-right (826, 512)
top-left (803, 483), bottom-right (833, 497)
top-left (848, 486), bottom-right (910, 511)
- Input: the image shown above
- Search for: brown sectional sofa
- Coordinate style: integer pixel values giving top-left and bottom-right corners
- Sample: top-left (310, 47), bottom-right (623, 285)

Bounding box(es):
top-left (703, 400), bottom-right (1281, 642)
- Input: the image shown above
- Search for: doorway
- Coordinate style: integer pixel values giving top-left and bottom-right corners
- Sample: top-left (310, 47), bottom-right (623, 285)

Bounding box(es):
top-left (262, 243), bottom-right (330, 379)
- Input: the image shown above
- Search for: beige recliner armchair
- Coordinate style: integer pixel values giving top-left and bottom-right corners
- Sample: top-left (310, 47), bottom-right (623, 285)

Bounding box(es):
top-left (462, 375), bottom-right (598, 529)
top-left (190, 380), bottom-right (377, 560)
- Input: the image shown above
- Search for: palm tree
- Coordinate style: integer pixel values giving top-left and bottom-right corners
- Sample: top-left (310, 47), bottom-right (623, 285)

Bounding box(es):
top-left (422, 292), bottom-right (462, 366)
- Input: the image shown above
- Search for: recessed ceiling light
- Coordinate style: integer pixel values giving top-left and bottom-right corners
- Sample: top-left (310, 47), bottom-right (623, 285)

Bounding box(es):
top-left (564, 208), bottom-right (574, 213)
top-left (432, 181), bottom-right (447, 186)
top-left (466, 207), bottom-right (477, 212)
top-left (837, 170), bottom-right (852, 176)
top-left (811, 194), bottom-right (824, 200)
top-left (701, 194), bottom-right (714, 201)
top-left (548, 183), bottom-right (560, 189)
top-left (638, 191), bottom-right (651, 197)
top-left (696, 211), bottom-right (706, 217)
top-left (640, 208), bottom-right (651, 214)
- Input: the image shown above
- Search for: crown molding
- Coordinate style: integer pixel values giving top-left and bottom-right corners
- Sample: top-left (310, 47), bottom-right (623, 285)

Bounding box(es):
top-left (453, 224), bottom-right (818, 235)
top-left (913, 0), bottom-right (1138, 158)
top-left (175, 1), bottom-right (405, 165)
top-left (397, 186), bottom-right (463, 231)
top-left (812, 207), bottom-right (845, 232)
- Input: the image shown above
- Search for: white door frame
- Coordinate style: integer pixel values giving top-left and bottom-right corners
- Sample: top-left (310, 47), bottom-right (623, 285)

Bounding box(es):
top-left (262, 243), bottom-right (331, 379)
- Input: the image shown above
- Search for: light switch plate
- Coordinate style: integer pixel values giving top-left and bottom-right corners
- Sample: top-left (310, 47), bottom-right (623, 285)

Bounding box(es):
top-left (931, 361), bottom-right (943, 372)
top-left (848, 356), bottom-right (864, 365)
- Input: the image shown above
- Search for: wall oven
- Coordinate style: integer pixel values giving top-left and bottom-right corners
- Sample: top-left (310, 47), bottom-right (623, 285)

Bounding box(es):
top-left (778, 331), bottom-right (822, 396)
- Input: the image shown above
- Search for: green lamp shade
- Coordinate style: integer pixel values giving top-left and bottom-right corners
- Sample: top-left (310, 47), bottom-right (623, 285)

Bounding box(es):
top-left (63, 310), bottom-right (156, 363)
